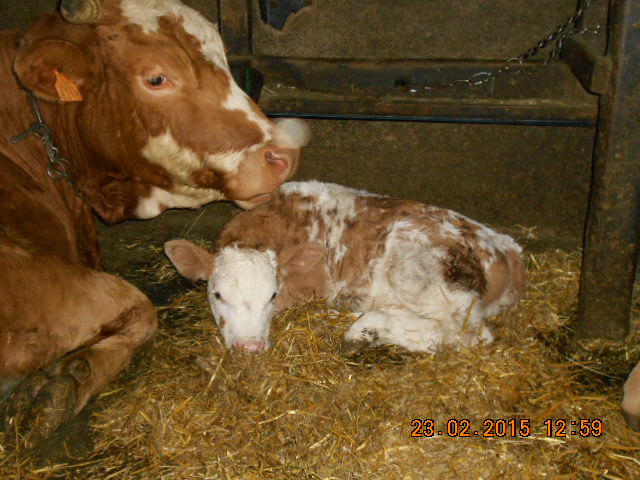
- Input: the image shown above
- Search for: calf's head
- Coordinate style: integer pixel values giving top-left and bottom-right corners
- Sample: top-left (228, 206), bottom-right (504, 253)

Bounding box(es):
top-left (164, 239), bottom-right (323, 352)
top-left (13, 0), bottom-right (309, 221)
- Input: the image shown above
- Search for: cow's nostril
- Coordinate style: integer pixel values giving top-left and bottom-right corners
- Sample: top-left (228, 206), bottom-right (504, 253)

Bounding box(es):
top-left (265, 149), bottom-right (289, 173)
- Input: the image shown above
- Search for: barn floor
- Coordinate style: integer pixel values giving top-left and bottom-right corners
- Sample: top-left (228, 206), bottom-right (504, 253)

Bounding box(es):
top-left (1, 202), bottom-right (640, 479)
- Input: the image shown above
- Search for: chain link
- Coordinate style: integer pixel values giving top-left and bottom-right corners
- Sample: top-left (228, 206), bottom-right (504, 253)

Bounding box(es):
top-left (401, 0), bottom-right (601, 93)
top-left (11, 92), bottom-right (87, 202)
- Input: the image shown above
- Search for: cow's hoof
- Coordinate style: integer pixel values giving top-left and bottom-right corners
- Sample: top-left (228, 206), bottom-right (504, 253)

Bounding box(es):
top-left (0, 377), bottom-right (21, 402)
top-left (21, 375), bottom-right (78, 447)
top-left (4, 371), bottom-right (51, 419)
top-left (65, 357), bottom-right (92, 380)
top-left (622, 408), bottom-right (640, 431)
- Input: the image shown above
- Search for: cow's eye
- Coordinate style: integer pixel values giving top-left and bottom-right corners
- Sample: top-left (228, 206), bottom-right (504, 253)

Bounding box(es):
top-left (145, 74), bottom-right (168, 88)
top-left (270, 292), bottom-right (277, 301)
top-left (214, 292), bottom-right (222, 301)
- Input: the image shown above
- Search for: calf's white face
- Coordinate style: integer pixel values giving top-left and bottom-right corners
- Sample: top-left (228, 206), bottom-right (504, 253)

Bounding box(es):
top-left (208, 247), bottom-right (278, 352)
top-left (164, 240), bottom-right (278, 352)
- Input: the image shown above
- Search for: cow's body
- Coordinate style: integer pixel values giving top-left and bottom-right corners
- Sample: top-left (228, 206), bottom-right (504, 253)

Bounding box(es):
top-left (0, 0), bottom-right (304, 444)
top-left (166, 181), bottom-right (527, 354)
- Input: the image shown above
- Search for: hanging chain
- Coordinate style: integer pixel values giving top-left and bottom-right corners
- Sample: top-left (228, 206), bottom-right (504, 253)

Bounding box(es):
top-left (11, 91), bottom-right (88, 202)
top-left (399, 0), bottom-right (601, 93)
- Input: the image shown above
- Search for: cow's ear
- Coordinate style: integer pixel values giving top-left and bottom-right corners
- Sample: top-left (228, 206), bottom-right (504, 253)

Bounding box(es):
top-left (164, 240), bottom-right (216, 282)
top-left (278, 243), bottom-right (325, 275)
top-left (13, 38), bottom-right (98, 102)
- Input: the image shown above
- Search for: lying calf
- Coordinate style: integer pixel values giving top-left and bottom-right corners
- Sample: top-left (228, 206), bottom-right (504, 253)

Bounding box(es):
top-left (165, 181), bottom-right (526, 354)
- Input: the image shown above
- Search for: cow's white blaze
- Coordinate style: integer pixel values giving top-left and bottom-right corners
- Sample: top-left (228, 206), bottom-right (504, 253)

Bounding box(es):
top-left (142, 127), bottom-right (259, 182)
top-left (141, 130), bottom-right (202, 182)
top-left (222, 74), bottom-right (272, 143)
top-left (121, 0), bottom-right (228, 70)
top-left (205, 148), bottom-right (252, 175)
top-left (137, 130), bottom-right (232, 215)
top-left (134, 185), bottom-right (224, 218)
top-left (208, 246), bottom-right (278, 350)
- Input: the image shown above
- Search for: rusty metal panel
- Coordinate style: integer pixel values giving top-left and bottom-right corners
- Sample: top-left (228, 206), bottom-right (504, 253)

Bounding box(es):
top-left (577, 0), bottom-right (640, 339)
top-left (255, 58), bottom-right (598, 125)
top-left (252, 0), bottom-right (590, 60)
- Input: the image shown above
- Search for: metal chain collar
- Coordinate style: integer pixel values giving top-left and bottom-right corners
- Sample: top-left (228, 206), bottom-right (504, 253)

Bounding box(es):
top-left (11, 91), bottom-right (77, 183)
top-left (400, 0), bottom-right (601, 92)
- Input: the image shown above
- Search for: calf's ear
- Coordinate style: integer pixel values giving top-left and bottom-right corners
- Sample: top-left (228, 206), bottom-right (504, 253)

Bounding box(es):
top-left (278, 243), bottom-right (325, 274)
top-left (164, 240), bottom-right (215, 282)
top-left (14, 38), bottom-right (98, 102)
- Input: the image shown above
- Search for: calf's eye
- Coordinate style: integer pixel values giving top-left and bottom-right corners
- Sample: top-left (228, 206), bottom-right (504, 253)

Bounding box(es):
top-left (270, 292), bottom-right (277, 301)
top-left (214, 292), bottom-right (222, 300)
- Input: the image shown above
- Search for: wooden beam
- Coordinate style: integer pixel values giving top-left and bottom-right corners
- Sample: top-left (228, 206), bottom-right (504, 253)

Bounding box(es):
top-left (577, 0), bottom-right (640, 339)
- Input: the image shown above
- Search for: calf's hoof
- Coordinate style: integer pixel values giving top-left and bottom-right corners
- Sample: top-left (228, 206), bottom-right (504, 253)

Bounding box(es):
top-left (341, 325), bottom-right (383, 357)
top-left (340, 338), bottom-right (371, 357)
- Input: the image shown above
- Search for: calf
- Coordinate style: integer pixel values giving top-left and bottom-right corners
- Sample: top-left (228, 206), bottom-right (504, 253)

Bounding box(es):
top-left (165, 181), bottom-right (527, 354)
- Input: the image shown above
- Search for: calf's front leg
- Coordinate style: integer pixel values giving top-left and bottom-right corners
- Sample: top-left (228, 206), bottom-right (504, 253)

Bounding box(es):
top-left (340, 305), bottom-right (493, 356)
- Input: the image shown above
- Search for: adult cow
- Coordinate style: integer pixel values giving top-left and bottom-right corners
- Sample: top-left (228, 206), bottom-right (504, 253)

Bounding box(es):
top-left (0, 0), bottom-right (304, 445)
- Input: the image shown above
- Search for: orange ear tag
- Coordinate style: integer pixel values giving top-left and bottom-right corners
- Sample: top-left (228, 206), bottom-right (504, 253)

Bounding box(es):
top-left (54, 70), bottom-right (83, 102)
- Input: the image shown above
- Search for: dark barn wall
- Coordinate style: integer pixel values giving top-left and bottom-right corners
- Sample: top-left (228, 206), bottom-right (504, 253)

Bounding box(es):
top-left (1, 0), bottom-right (605, 250)
top-left (296, 120), bottom-right (594, 247)
top-left (252, 0), bottom-right (605, 59)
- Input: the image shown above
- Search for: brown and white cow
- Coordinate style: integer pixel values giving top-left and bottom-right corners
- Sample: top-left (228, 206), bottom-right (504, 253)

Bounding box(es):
top-left (165, 181), bottom-right (527, 354)
top-left (0, 0), bottom-right (306, 444)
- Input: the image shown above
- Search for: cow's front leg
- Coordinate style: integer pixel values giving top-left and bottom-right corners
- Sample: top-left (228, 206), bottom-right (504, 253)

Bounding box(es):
top-left (1, 262), bottom-right (157, 447)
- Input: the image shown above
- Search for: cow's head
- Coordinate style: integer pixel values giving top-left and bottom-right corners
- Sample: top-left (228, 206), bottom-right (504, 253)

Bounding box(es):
top-left (13, 0), bottom-right (309, 221)
top-left (164, 240), bottom-right (324, 352)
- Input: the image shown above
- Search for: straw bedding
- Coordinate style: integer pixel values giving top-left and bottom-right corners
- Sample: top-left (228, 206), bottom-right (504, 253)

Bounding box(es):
top-left (1, 240), bottom-right (640, 479)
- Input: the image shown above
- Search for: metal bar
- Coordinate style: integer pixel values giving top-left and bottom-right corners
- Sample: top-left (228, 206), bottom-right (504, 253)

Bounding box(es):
top-left (577, 0), bottom-right (640, 339)
top-left (252, 58), bottom-right (599, 125)
top-left (218, 0), bottom-right (251, 56)
top-left (266, 111), bottom-right (595, 127)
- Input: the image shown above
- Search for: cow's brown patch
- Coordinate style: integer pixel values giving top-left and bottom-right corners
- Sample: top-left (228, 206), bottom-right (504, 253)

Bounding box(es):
top-left (191, 168), bottom-right (223, 189)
